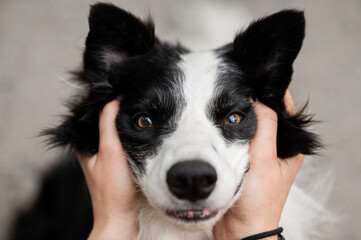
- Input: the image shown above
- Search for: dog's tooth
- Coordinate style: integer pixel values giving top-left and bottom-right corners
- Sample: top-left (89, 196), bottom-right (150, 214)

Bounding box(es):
top-left (180, 211), bottom-right (187, 218)
top-left (203, 209), bottom-right (210, 217)
top-left (187, 210), bottom-right (194, 218)
top-left (194, 210), bottom-right (202, 218)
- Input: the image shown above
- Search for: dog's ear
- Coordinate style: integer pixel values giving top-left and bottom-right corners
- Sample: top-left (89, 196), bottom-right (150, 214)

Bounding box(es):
top-left (84, 3), bottom-right (155, 84)
top-left (232, 10), bottom-right (305, 103)
top-left (45, 4), bottom-right (156, 155)
top-left (230, 10), bottom-right (321, 158)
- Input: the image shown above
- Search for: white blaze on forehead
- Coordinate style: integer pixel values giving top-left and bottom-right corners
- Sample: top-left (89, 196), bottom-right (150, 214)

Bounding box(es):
top-left (173, 51), bottom-right (220, 149)
top-left (180, 51), bottom-right (219, 114)
top-left (151, 51), bottom-right (225, 191)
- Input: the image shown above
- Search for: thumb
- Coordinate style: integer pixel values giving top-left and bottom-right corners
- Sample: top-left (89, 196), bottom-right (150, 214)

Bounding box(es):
top-left (98, 99), bottom-right (123, 158)
top-left (249, 102), bottom-right (278, 169)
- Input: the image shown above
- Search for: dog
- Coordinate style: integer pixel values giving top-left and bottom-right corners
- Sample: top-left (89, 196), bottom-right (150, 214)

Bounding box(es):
top-left (11, 3), bottom-right (328, 240)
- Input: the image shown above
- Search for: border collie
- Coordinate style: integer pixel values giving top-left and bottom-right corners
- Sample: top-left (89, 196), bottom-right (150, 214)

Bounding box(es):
top-left (12, 3), bottom-right (327, 240)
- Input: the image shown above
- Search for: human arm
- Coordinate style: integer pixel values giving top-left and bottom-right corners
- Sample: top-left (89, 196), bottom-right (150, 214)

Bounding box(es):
top-left (76, 99), bottom-right (139, 240)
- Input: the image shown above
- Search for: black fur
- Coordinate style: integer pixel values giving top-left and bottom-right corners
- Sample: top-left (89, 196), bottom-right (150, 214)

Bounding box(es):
top-left (10, 156), bottom-right (93, 240)
top-left (209, 91), bottom-right (257, 143)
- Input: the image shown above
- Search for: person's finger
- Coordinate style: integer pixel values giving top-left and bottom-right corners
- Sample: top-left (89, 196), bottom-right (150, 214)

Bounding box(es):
top-left (284, 90), bottom-right (296, 116)
top-left (249, 102), bottom-right (278, 167)
top-left (98, 99), bottom-right (122, 154)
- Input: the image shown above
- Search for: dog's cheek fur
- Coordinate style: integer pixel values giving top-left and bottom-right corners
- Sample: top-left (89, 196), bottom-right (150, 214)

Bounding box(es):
top-left (43, 94), bottom-right (108, 155)
top-left (277, 105), bottom-right (321, 158)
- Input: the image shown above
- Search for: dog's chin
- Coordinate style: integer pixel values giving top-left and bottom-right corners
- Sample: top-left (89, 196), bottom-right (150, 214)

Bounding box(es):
top-left (163, 208), bottom-right (221, 231)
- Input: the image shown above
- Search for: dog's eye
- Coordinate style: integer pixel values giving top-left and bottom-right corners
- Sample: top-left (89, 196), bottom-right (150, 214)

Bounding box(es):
top-left (137, 115), bottom-right (153, 128)
top-left (225, 113), bottom-right (242, 124)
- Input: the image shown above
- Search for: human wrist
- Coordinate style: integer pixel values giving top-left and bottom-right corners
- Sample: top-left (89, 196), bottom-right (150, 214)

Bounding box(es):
top-left (90, 214), bottom-right (138, 240)
top-left (240, 227), bottom-right (285, 240)
top-left (221, 216), bottom-right (279, 240)
top-left (238, 221), bottom-right (280, 239)
top-left (240, 229), bottom-right (278, 240)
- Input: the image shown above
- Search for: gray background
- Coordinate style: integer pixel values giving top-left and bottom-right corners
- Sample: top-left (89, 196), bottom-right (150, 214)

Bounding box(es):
top-left (0, 0), bottom-right (360, 239)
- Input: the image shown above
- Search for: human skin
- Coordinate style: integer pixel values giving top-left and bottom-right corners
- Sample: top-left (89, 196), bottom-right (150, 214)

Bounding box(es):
top-left (76, 100), bottom-right (138, 240)
top-left (77, 91), bottom-right (303, 240)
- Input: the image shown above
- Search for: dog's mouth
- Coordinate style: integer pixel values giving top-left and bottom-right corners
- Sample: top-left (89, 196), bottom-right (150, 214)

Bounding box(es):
top-left (166, 209), bottom-right (218, 222)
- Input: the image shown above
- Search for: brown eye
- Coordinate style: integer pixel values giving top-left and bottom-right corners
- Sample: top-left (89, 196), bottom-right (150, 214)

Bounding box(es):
top-left (137, 115), bottom-right (153, 128)
top-left (225, 113), bottom-right (242, 124)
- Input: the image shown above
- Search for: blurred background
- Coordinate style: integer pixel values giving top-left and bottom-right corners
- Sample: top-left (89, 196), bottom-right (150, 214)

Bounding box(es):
top-left (0, 0), bottom-right (360, 239)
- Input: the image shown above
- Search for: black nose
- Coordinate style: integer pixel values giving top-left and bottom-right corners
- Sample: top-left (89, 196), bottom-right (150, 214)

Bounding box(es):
top-left (166, 160), bottom-right (217, 202)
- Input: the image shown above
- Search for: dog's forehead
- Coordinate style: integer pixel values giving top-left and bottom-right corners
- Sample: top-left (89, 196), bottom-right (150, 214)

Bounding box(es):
top-left (162, 51), bottom-right (223, 147)
top-left (178, 51), bottom-right (220, 107)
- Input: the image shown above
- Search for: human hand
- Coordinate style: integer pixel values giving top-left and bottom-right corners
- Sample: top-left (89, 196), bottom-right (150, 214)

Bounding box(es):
top-left (76, 99), bottom-right (139, 240)
top-left (214, 91), bottom-right (304, 240)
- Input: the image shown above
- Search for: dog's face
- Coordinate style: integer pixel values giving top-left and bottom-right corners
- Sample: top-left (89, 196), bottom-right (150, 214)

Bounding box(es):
top-left (48, 3), bottom-right (320, 231)
top-left (116, 50), bottom-right (256, 228)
